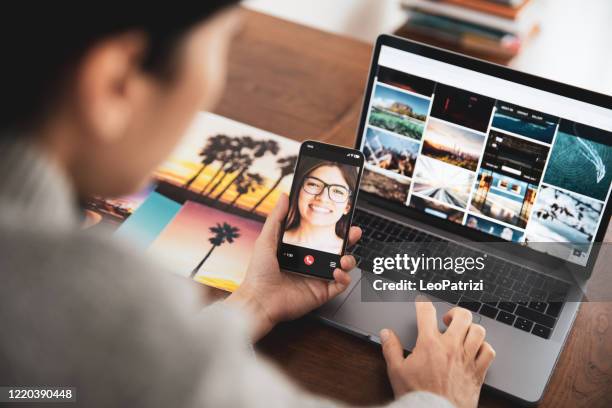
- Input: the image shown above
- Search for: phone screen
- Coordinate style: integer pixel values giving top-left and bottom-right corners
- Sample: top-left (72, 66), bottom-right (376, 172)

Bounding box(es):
top-left (278, 141), bottom-right (364, 279)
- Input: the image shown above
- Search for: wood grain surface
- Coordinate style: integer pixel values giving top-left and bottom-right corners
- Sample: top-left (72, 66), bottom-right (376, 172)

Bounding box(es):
top-left (209, 9), bottom-right (612, 407)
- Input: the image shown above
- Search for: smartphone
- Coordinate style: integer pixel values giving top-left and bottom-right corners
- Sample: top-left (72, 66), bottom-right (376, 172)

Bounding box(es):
top-left (278, 140), bottom-right (365, 280)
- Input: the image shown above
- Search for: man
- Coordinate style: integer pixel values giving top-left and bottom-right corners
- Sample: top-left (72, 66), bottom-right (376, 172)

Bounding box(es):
top-left (0, 3), bottom-right (494, 407)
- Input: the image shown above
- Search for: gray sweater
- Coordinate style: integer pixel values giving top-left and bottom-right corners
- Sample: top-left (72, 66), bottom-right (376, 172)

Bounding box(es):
top-left (0, 140), bottom-right (453, 408)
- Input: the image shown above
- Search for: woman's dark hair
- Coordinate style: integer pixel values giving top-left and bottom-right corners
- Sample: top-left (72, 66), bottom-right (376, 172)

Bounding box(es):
top-left (2, 2), bottom-right (239, 133)
top-left (286, 158), bottom-right (358, 239)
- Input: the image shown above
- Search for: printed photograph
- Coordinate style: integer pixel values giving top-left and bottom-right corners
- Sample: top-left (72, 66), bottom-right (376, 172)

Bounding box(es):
top-left (421, 118), bottom-right (485, 171)
top-left (360, 165), bottom-right (411, 204)
top-left (363, 126), bottom-right (419, 177)
top-left (465, 214), bottom-right (525, 242)
top-left (526, 184), bottom-right (603, 244)
top-left (491, 101), bottom-right (558, 144)
top-left (90, 112), bottom-right (300, 291)
top-left (84, 184), bottom-right (155, 230)
top-left (470, 169), bottom-right (537, 228)
top-left (376, 66), bottom-right (435, 97)
top-left (430, 83), bottom-right (495, 133)
top-left (412, 156), bottom-right (474, 209)
top-left (480, 129), bottom-right (550, 184)
top-left (368, 84), bottom-right (431, 140)
top-left (410, 195), bottom-right (464, 224)
top-left (543, 120), bottom-right (612, 201)
top-left (147, 201), bottom-right (263, 292)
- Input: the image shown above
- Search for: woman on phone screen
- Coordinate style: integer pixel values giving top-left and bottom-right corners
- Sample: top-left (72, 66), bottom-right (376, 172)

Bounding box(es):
top-left (283, 159), bottom-right (357, 254)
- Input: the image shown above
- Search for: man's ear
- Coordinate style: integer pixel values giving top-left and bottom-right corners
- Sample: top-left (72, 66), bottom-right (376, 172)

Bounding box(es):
top-left (74, 31), bottom-right (148, 144)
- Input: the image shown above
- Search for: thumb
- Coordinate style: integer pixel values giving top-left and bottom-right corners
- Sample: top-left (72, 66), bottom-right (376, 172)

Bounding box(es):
top-left (258, 194), bottom-right (289, 247)
top-left (380, 328), bottom-right (404, 368)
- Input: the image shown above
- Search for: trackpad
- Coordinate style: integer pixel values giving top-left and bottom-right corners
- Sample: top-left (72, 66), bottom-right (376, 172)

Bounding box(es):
top-left (331, 282), bottom-right (480, 350)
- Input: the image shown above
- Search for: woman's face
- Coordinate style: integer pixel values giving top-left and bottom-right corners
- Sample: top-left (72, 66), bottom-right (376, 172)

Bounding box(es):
top-left (297, 165), bottom-right (351, 228)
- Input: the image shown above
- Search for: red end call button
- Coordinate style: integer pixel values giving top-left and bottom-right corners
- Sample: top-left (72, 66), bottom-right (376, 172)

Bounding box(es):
top-left (304, 255), bottom-right (315, 265)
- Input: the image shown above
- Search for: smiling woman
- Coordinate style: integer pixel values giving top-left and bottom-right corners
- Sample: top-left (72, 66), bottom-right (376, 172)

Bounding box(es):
top-left (282, 157), bottom-right (358, 254)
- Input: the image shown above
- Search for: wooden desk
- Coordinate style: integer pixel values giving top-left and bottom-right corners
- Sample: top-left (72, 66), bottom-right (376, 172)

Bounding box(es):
top-left (212, 9), bottom-right (612, 407)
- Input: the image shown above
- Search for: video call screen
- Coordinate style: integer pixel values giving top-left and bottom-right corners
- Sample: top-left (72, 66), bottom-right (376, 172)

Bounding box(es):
top-left (279, 143), bottom-right (362, 278)
top-left (360, 57), bottom-right (612, 266)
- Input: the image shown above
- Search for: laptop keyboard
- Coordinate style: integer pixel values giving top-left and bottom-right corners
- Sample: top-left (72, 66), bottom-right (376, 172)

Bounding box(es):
top-left (350, 209), bottom-right (571, 340)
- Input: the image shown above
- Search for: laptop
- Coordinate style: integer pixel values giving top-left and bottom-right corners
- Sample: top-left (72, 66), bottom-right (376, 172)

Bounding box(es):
top-left (315, 34), bottom-right (612, 405)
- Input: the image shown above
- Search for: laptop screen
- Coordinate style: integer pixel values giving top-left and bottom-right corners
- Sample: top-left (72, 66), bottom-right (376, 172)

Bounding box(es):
top-left (358, 44), bottom-right (612, 266)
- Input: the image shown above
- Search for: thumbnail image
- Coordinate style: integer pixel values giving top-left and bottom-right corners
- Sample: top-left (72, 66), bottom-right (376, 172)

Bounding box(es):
top-left (368, 84), bottom-right (431, 140)
top-left (363, 127), bottom-right (419, 177)
top-left (360, 165), bottom-right (411, 204)
top-left (376, 66), bottom-right (435, 97)
top-left (84, 184), bottom-right (155, 230)
top-left (480, 129), bottom-right (550, 184)
top-left (148, 200), bottom-right (263, 292)
top-left (470, 169), bottom-right (537, 228)
top-left (421, 118), bottom-right (486, 171)
top-left (412, 156), bottom-right (474, 209)
top-left (491, 101), bottom-right (558, 144)
top-left (430, 83), bottom-right (495, 133)
top-left (526, 184), bottom-right (603, 244)
top-left (543, 120), bottom-right (612, 201)
top-left (410, 195), bottom-right (464, 224)
top-left (465, 214), bottom-right (525, 242)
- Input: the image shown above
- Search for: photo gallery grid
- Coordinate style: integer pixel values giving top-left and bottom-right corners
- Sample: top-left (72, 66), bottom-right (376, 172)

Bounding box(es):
top-left (360, 65), bottom-right (612, 260)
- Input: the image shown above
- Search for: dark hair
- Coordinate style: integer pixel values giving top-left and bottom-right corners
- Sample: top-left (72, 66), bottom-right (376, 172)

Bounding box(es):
top-left (1, 2), bottom-right (239, 133)
top-left (286, 158), bottom-right (358, 239)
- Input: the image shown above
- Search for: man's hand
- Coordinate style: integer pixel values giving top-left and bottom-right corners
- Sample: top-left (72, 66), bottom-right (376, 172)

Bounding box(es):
top-left (380, 299), bottom-right (495, 408)
top-left (226, 194), bottom-right (361, 341)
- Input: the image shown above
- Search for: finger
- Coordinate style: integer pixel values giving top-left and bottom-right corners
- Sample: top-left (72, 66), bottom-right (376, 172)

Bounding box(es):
top-left (442, 307), bottom-right (473, 341)
top-left (340, 254), bottom-right (356, 271)
top-left (327, 268), bottom-right (352, 298)
top-left (258, 194), bottom-right (289, 245)
top-left (415, 296), bottom-right (439, 341)
top-left (464, 324), bottom-right (486, 359)
top-left (475, 341), bottom-right (496, 380)
top-left (347, 226), bottom-right (362, 248)
top-left (380, 328), bottom-right (404, 369)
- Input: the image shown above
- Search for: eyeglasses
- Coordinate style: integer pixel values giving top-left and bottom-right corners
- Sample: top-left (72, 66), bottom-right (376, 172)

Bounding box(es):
top-left (302, 176), bottom-right (351, 203)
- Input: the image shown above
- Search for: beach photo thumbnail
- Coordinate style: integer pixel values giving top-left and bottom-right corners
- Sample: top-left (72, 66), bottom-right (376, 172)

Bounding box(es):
top-left (410, 195), bottom-right (464, 224)
top-left (526, 184), bottom-right (603, 244)
top-left (543, 120), bottom-right (612, 201)
top-left (376, 66), bottom-right (435, 97)
top-left (470, 169), bottom-right (537, 228)
top-left (368, 84), bottom-right (431, 140)
top-left (421, 118), bottom-right (485, 171)
top-left (430, 83), bottom-right (495, 133)
top-left (480, 129), bottom-right (550, 184)
top-left (360, 165), bottom-right (411, 204)
top-left (491, 101), bottom-right (558, 144)
top-left (412, 156), bottom-right (474, 209)
top-left (363, 127), bottom-right (419, 177)
top-left (465, 214), bottom-right (525, 242)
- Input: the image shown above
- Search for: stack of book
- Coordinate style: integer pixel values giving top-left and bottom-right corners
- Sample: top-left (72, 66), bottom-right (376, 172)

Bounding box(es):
top-left (398, 0), bottom-right (541, 64)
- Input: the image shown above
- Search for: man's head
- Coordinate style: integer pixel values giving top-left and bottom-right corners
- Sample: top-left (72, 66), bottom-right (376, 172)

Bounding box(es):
top-left (3, 3), bottom-right (242, 197)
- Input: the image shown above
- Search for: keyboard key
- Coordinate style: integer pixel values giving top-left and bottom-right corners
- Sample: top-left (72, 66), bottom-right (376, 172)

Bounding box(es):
top-left (481, 270), bottom-right (497, 282)
top-left (371, 231), bottom-right (388, 242)
top-left (529, 301), bottom-right (547, 313)
top-left (497, 276), bottom-right (515, 289)
top-left (525, 274), bottom-right (544, 289)
top-left (498, 302), bottom-right (517, 313)
top-left (458, 298), bottom-right (482, 312)
top-left (532, 324), bottom-right (552, 339)
top-left (508, 267), bottom-right (528, 281)
top-left (514, 317), bottom-right (534, 332)
top-left (496, 311), bottom-right (516, 325)
top-left (513, 281), bottom-right (531, 295)
top-left (516, 305), bottom-right (555, 328)
top-left (479, 304), bottom-right (499, 319)
top-left (494, 286), bottom-right (513, 300)
top-left (530, 288), bottom-right (548, 302)
top-left (429, 290), bottom-right (461, 304)
top-left (546, 302), bottom-right (563, 318)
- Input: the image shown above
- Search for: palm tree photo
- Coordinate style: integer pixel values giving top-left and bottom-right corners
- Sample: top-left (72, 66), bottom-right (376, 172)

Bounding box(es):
top-left (226, 172), bottom-right (265, 208)
top-left (184, 134), bottom-right (232, 190)
top-left (190, 222), bottom-right (241, 279)
top-left (250, 155), bottom-right (298, 213)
